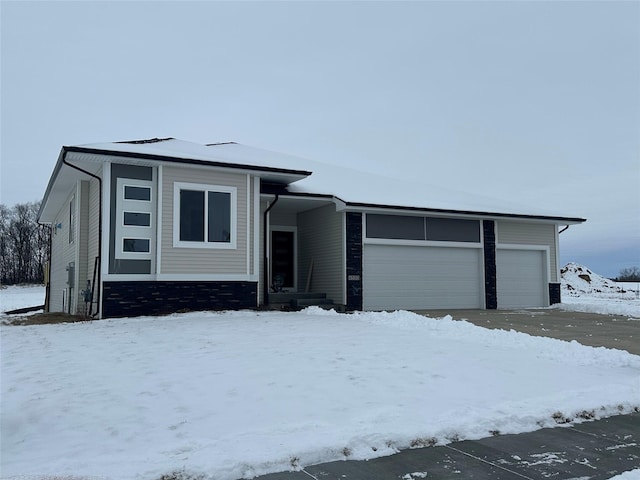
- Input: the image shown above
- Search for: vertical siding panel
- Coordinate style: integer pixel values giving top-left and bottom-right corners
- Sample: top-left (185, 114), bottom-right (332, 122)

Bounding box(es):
top-left (297, 204), bottom-right (344, 304)
top-left (77, 181), bottom-right (89, 312)
top-left (86, 174), bottom-right (101, 312)
top-left (497, 221), bottom-right (558, 282)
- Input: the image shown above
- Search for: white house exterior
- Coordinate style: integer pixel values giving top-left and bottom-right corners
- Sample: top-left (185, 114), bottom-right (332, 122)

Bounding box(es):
top-left (38, 138), bottom-right (585, 318)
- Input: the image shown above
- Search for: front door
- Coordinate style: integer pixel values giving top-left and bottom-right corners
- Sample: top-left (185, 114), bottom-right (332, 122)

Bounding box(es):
top-left (271, 230), bottom-right (296, 291)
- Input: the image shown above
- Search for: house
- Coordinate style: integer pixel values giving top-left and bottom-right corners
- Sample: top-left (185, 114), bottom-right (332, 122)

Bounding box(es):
top-left (37, 138), bottom-right (585, 318)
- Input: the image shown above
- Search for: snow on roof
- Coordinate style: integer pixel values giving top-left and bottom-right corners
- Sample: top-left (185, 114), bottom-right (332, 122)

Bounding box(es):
top-left (77, 138), bottom-right (311, 174)
top-left (75, 138), bottom-right (583, 221)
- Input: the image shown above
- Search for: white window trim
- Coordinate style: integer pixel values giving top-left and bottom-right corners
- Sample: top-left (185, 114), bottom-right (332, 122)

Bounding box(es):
top-left (364, 237), bottom-right (482, 249)
top-left (122, 211), bottom-right (152, 228)
top-left (121, 237), bottom-right (152, 257)
top-left (115, 177), bottom-right (155, 261)
top-left (173, 182), bottom-right (237, 250)
top-left (123, 184), bottom-right (152, 202)
top-left (69, 194), bottom-right (76, 244)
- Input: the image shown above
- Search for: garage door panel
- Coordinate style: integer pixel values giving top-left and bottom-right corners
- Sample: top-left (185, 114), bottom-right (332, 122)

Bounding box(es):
top-left (363, 244), bottom-right (483, 310)
top-left (496, 249), bottom-right (546, 308)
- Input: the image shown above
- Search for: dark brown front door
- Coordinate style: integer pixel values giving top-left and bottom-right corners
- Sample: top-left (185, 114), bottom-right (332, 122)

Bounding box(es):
top-left (271, 230), bottom-right (295, 290)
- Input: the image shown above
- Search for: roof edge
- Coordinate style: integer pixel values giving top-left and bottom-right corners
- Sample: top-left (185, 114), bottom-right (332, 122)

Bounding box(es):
top-left (344, 201), bottom-right (586, 224)
top-left (62, 145), bottom-right (313, 177)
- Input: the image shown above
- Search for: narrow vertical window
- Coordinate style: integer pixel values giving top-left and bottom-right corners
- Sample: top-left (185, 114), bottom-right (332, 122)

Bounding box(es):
top-left (180, 190), bottom-right (205, 242)
top-left (208, 191), bottom-right (231, 243)
top-left (69, 195), bottom-right (76, 244)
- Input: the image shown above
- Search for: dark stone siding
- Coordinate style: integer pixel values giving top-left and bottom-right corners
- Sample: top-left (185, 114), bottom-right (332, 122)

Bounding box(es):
top-left (102, 281), bottom-right (257, 318)
top-left (549, 283), bottom-right (561, 305)
top-left (483, 220), bottom-right (497, 309)
top-left (346, 212), bottom-right (363, 311)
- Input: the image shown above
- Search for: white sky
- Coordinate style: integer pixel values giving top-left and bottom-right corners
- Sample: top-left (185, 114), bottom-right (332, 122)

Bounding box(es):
top-left (1, 1), bottom-right (638, 277)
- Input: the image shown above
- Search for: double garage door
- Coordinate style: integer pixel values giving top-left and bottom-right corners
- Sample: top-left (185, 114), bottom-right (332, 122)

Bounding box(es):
top-left (363, 244), bottom-right (547, 310)
top-left (363, 244), bottom-right (484, 310)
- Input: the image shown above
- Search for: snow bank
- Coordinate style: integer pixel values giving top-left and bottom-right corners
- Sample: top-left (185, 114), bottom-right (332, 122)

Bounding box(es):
top-left (2, 309), bottom-right (639, 480)
top-left (560, 263), bottom-right (640, 317)
top-left (0, 285), bottom-right (45, 314)
top-left (609, 469), bottom-right (640, 479)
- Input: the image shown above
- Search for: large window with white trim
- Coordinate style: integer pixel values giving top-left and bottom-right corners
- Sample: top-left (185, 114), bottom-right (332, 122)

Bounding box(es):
top-left (173, 182), bottom-right (237, 249)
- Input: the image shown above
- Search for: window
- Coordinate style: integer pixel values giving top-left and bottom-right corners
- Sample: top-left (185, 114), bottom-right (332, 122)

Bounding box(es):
top-left (123, 212), bottom-right (151, 227)
top-left (426, 217), bottom-right (480, 242)
top-left (124, 185), bottom-right (151, 201)
top-left (366, 214), bottom-right (425, 240)
top-left (174, 183), bottom-right (236, 248)
top-left (366, 214), bottom-right (480, 243)
top-left (123, 238), bottom-right (150, 253)
top-left (69, 195), bottom-right (76, 244)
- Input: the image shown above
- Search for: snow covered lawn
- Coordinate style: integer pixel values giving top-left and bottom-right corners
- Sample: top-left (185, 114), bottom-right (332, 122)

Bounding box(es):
top-left (0, 284), bottom-right (45, 314)
top-left (2, 308), bottom-right (639, 480)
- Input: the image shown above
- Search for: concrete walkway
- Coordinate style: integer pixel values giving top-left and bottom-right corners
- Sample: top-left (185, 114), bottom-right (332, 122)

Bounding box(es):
top-left (256, 414), bottom-right (640, 479)
top-left (241, 309), bottom-right (640, 480)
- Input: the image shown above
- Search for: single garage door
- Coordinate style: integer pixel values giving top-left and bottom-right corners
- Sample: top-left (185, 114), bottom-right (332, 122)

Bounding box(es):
top-left (363, 244), bottom-right (483, 310)
top-left (496, 249), bottom-right (546, 308)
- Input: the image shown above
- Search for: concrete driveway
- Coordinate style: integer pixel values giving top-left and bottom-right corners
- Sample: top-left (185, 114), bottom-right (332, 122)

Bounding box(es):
top-left (415, 308), bottom-right (640, 355)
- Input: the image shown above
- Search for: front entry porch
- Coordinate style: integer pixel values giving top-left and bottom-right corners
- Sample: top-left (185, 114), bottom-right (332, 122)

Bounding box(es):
top-left (262, 194), bottom-right (345, 310)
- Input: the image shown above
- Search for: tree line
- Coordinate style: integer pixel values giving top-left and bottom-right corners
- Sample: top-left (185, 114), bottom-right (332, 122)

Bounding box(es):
top-left (0, 201), bottom-right (50, 285)
top-left (616, 266), bottom-right (640, 282)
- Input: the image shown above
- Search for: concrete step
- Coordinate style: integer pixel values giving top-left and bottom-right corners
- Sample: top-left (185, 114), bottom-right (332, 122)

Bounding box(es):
top-left (292, 298), bottom-right (334, 308)
top-left (269, 292), bottom-right (327, 303)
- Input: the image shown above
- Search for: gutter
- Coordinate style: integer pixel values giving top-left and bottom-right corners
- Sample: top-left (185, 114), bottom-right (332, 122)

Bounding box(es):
top-left (262, 194), bottom-right (279, 306)
top-left (61, 155), bottom-right (103, 317)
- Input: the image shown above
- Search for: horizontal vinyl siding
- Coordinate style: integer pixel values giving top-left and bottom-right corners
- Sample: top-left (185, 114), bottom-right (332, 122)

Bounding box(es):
top-left (297, 204), bottom-right (344, 304)
top-left (49, 189), bottom-right (78, 312)
top-left (497, 221), bottom-right (558, 282)
top-left (161, 166), bottom-right (249, 275)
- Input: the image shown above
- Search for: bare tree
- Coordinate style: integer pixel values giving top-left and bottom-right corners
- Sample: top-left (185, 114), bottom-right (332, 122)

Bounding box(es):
top-left (0, 201), bottom-right (50, 285)
top-left (617, 266), bottom-right (640, 282)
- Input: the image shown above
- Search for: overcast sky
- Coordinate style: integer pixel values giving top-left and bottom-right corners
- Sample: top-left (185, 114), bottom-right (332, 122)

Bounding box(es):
top-left (1, 1), bottom-right (638, 277)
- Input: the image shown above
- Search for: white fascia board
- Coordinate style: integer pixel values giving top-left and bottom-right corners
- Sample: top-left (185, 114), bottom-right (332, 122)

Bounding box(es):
top-left (253, 176), bottom-right (260, 279)
top-left (100, 161), bottom-right (111, 281)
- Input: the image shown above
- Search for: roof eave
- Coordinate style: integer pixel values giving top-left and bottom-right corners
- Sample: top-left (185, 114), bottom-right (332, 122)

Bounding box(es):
top-left (63, 145), bottom-right (312, 180)
top-left (343, 201), bottom-right (586, 224)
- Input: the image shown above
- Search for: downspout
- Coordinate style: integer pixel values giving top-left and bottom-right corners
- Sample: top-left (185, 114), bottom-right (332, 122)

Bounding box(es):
top-left (558, 225), bottom-right (570, 234)
top-left (62, 154), bottom-right (102, 317)
top-left (263, 194), bottom-right (279, 307)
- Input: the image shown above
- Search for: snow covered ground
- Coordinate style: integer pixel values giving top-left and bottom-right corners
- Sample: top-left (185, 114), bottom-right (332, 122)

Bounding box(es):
top-left (557, 263), bottom-right (640, 318)
top-left (1, 269), bottom-right (639, 480)
top-left (0, 284), bottom-right (45, 314)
